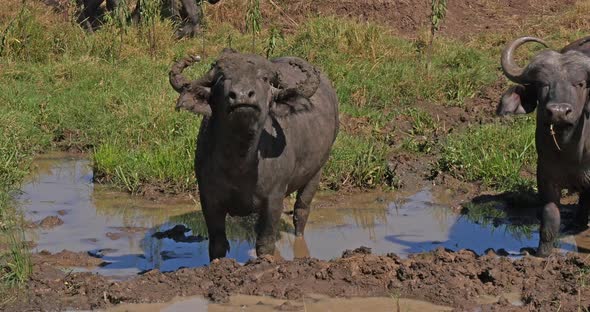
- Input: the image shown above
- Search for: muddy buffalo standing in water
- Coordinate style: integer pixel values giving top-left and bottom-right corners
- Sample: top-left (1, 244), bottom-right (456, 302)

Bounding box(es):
top-left (169, 49), bottom-right (339, 260)
top-left (498, 36), bottom-right (590, 256)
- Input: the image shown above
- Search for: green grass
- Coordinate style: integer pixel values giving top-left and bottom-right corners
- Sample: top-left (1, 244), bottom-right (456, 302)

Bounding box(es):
top-left (0, 6), bottom-right (504, 195)
top-left (0, 109), bottom-right (48, 293)
top-left (437, 116), bottom-right (537, 190)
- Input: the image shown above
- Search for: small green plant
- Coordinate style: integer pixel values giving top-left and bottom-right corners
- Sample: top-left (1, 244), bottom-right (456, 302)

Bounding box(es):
top-left (245, 0), bottom-right (261, 53)
top-left (139, 0), bottom-right (161, 56)
top-left (113, 0), bottom-right (130, 58)
top-left (0, 0), bottom-right (28, 58)
top-left (226, 33), bottom-right (233, 49)
top-left (0, 232), bottom-right (32, 287)
top-left (264, 27), bottom-right (283, 59)
top-left (426, 0), bottom-right (448, 68)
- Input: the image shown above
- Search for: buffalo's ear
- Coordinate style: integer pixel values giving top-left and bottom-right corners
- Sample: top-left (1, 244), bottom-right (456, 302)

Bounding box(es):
top-left (221, 47), bottom-right (238, 55)
top-left (497, 84), bottom-right (538, 116)
top-left (176, 86), bottom-right (212, 116)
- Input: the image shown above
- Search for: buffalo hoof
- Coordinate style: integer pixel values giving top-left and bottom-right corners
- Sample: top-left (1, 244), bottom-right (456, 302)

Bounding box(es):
top-left (536, 243), bottom-right (554, 257)
top-left (255, 243), bottom-right (276, 257)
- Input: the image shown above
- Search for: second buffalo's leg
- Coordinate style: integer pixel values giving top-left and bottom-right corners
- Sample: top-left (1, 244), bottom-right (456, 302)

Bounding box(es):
top-left (575, 190), bottom-right (590, 230)
top-left (129, 0), bottom-right (141, 24)
top-left (78, 0), bottom-right (103, 31)
top-left (256, 195), bottom-right (283, 256)
top-left (293, 171), bottom-right (320, 236)
top-left (537, 169), bottom-right (561, 257)
top-left (176, 0), bottom-right (203, 38)
top-left (106, 0), bottom-right (118, 11)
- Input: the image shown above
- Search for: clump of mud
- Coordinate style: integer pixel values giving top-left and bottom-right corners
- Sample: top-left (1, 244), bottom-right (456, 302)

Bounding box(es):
top-left (34, 250), bottom-right (107, 268)
top-left (36, 216), bottom-right (64, 229)
top-left (7, 247), bottom-right (590, 311)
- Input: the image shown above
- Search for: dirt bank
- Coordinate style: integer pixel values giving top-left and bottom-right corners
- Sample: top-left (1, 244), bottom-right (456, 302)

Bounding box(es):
top-left (209, 0), bottom-right (574, 39)
top-left (5, 247), bottom-right (589, 311)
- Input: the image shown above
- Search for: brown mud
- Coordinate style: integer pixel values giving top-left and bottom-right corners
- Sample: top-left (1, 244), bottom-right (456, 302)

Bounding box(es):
top-left (33, 250), bottom-right (107, 268)
top-left (108, 294), bottom-right (453, 312)
top-left (7, 247), bottom-right (590, 311)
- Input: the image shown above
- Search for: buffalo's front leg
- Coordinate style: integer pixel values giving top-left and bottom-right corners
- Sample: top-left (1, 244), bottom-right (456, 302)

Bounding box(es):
top-left (176, 0), bottom-right (203, 38)
top-left (78, 0), bottom-right (102, 31)
top-left (293, 171), bottom-right (320, 236)
top-left (256, 195), bottom-right (283, 256)
top-left (202, 200), bottom-right (229, 261)
top-left (537, 172), bottom-right (561, 257)
top-left (106, 0), bottom-right (118, 12)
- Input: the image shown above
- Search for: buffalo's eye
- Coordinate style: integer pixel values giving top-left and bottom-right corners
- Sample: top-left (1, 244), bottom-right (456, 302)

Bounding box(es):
top-left (261, 76), bottom-right (269, 83)
top-left (538, 83), bottom-right (549, 99)
top-left (577, 81), bottom-right (587, 88)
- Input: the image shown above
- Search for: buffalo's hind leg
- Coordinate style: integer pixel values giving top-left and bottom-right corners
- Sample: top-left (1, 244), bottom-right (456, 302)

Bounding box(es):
top-left (293, 171), bottom-right (320, 236)
top-left (202, 200), bottom-right (229, 261)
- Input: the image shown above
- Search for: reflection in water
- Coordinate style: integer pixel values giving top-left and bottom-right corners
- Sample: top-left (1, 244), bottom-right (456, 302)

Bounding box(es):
top-left (20, 154), bottom-right (581, 278)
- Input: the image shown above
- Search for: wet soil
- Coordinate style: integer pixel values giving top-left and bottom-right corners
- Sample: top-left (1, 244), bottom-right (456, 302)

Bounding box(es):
top-left (36, 216), bottom-right (64, 229)
top-left (109, 294), bottom-right (453, 312)
top-left (33, 250), bottom-right (107, 268)
top-left (7, 248), bottom-right (590, 311)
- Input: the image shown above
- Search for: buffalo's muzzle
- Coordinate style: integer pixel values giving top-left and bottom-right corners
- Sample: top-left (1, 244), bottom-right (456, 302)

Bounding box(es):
top-left (228, 88), bottom-right (256, 106)
top-left (228, 103), bottom-right (260, 114)
top-left (546, 103), bottom-right (574, 125)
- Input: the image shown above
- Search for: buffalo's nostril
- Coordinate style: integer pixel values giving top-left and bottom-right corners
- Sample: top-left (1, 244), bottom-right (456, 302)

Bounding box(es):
top-left (248, 90), bottom-right (255, 98)
top-left (566, 107), bottom-right (572, 115)
top-left (228, 91), bottom-right (237, 100)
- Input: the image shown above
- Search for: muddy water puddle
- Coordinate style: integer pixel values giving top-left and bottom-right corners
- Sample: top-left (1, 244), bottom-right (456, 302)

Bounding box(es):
top-left (19, 153), bottom-right (586, 279)
top-left (103, 294), bottom-right (453, 312)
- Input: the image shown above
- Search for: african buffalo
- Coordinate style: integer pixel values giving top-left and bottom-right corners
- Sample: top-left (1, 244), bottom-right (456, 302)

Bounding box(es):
top-left (72, 0), bottom-right (219, 37)
top-left (131, 0), bottom-right (221, 38)
top-left (169, 49), bottom-right (339, 260)
top-left (498, 36), bottom-right (590, 256)
top-left (76, 0), bottom-right (118, 32)
top-left (498, 36), bottom-right (590, 116)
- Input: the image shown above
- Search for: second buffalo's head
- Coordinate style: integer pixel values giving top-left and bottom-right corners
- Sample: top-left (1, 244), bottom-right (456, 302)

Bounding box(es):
top-left (169, 49), bottom-right (319, 131)
top-left (501, 37), bottom-right (590, 137)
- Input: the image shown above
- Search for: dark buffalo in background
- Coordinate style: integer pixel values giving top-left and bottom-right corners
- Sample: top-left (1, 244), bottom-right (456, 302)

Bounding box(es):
top-left (76, 0), bottom-right (118, 32)
top-left (131, 0), bottom-right (221, 38)
top-left (62, 0), bottom-right (220, 37)
top-left (169, 49), bottom-right (339, 260)
top-left (498, 35), bottom-right (590, 256)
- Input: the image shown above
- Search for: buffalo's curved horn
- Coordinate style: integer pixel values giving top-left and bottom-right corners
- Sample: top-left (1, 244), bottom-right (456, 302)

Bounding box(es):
top-left (501, 37), bottom-right (549, 84)
top-left (274, 58), bottom-right (321, 101)
top-left (169, 55), bottom-right (202, 93)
